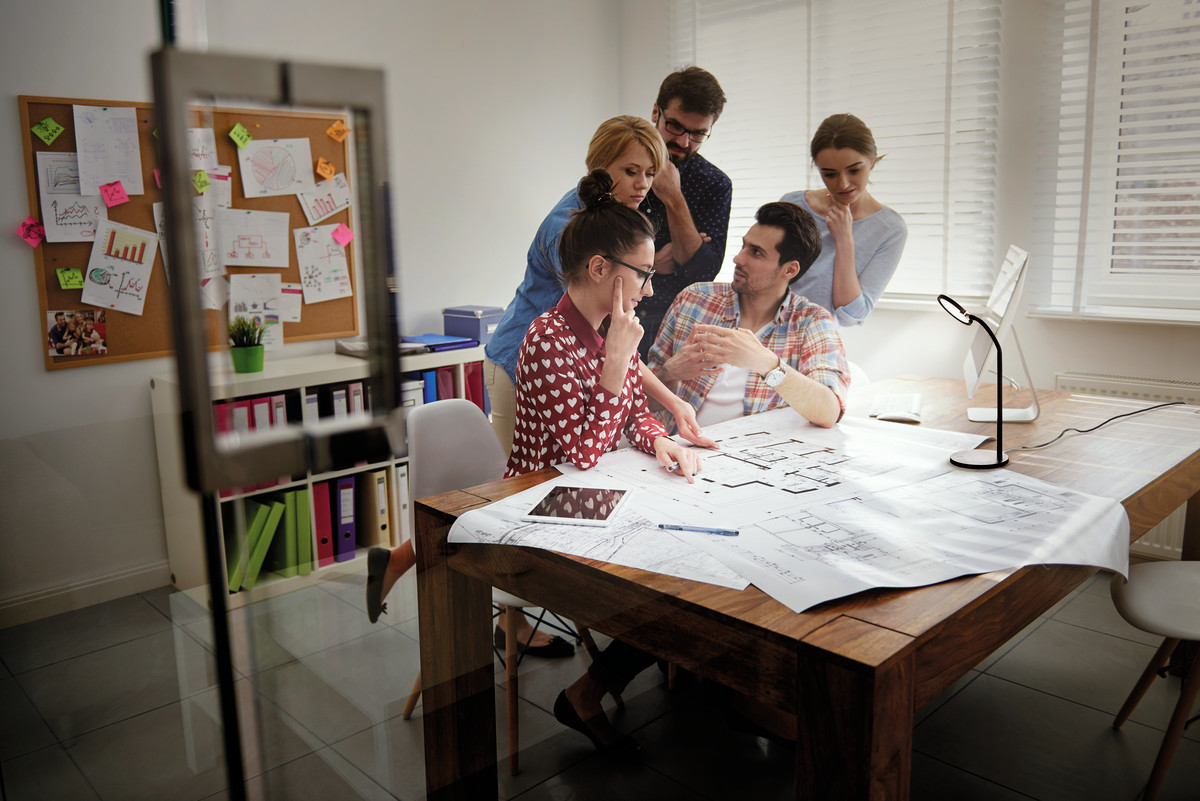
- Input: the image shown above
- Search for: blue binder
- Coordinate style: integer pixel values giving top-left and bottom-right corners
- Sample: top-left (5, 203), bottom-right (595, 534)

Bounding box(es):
top-left (333, 475), bottom-right (357, 562)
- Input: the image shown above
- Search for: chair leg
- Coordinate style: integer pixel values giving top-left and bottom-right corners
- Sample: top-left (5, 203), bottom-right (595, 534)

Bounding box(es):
top-left (505, 603), bottom-right (520, 775)
top-left (1143, 648), bottom-right (1200, 801)
top-left (1115, 638), bottom-right (1179, 729)
top-left (575, 623), bottom-right (624, 711)
top-left (402, 671), bottom-right (422, 720)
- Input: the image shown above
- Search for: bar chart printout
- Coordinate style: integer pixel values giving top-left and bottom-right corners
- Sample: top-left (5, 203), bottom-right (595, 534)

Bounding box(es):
top-left (299, 173), bottom-right (351, 225)
top-left (105, 227), bottom-right (148, 263)
top-left (81, 220), bottom-right (159, 316)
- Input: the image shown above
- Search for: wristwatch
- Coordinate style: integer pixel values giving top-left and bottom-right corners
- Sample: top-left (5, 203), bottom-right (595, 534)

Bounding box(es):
top-left (761, 356), bottom-right (786, 388)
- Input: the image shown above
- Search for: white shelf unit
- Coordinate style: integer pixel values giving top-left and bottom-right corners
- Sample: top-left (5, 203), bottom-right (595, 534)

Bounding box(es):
top-left (150, 347), bottom-right (487, 610)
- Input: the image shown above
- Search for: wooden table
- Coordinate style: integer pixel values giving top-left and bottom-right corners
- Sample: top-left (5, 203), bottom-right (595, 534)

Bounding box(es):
top-left (414, 377), bottom-right (1200, 799)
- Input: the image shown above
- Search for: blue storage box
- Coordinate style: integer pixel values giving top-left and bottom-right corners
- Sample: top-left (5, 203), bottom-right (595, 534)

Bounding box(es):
top-left (443, 305), bottom-right (504, 344)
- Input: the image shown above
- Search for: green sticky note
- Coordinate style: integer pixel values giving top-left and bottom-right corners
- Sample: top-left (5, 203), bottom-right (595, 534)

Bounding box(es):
top-left (229, 122), bottom-right (253, 149)
top-left (32, 117), bottom-right (65, 146)
top-left (56, 268), bottom-right (84, 289)
top-left (192, 170), bottom-right (212, 194)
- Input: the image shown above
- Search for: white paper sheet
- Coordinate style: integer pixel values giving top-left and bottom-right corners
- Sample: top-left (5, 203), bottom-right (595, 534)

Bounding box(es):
top-left (187, 128), bottom-right (218, 171)
top-left (81, 221), bottom-right (159, 315)
top-left (36, 152), bottom-right (108, 243)
top-left (237, 138), bottom-right (317, 198)
top-left (279, 282), bottom-right (303, 322)
top-left (200, 276), bottom-right (229, 311)
top-left (294, 224), bottom-right (352, 304)
top-left (72, 105), bottom-right (144, 196)
top-left (229, 273), bottom-right (283, 349)
top-left (299, 174), bottom-right (352, 224)
top-left (219, 209), bottom-right (289, 268)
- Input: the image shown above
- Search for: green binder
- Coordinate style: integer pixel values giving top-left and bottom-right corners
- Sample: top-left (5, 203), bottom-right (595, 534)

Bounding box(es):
top-left (273, 491), bottom-right (299, 578)
top-left (296, 488), bottom-right (313, 576)
top-left (228, 501), bottom-right (270, 593)
top-left (243, 501), bottom-right (286, 588)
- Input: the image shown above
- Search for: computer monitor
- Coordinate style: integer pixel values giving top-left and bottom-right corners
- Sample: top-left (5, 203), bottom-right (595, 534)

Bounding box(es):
top-left (961, 244), bottom-right (1039, 422)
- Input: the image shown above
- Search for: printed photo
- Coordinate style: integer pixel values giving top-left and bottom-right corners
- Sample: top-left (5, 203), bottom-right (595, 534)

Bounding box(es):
top-left (47, 309), bottom-right (107, 357)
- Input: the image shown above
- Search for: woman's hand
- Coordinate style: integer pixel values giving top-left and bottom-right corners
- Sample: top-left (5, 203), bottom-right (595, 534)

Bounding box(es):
top-left (669, 398), bottom-right (719, 450)
top-left (825, 197), bottom-right (854, 246)
top-left (604, 276), bottom-right (643, 367)
top-left (653, 437), bottom-right (702, 483)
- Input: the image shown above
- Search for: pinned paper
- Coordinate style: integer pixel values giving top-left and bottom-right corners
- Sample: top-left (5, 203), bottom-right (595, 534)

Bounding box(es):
top-left (280, 282), bottom-right (303, 322)
top-left (73, 106), bottom-right (144, 196)
top-left (315, 157), bottom-right (336, 181)
top-left (229, 122), bottom-right (253, 149)
top-left (186, 128), bottom-right (218, 170)
top-left (192, 170), bottom-right (212, 194)
top-left (18, 216), bottom-right (45, 247)
top-left (81, 220), bottom-right (159, 315)
top-left (56, 268), bottom-right (85, 289)
top-left (238, 138), bottom-right (316, 198)
top-left (35, 152), bottom-right (107, 243)
top-left (32, 117), bottom-right (65, 146)
top-left (299, 174), bottom-right (352, 225)
top-left (331, 223), bottom-right (354, 246)
top-left (326, 120), bottom-right (350, 142)
top-left (100, 181), bottom-right (130, 208)
top-left (154, 168), bottom-right (162, 189)
top-left (295, 225), bottom-right (352, 304)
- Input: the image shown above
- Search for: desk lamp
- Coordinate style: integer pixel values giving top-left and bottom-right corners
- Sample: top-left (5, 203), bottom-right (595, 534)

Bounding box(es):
top-left (937, 294), bottom-right (1009, 469)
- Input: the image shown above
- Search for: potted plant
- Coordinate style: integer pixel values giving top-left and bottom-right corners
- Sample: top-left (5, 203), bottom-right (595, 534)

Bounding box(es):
top-left (227, 316), bottom-right (266, 373)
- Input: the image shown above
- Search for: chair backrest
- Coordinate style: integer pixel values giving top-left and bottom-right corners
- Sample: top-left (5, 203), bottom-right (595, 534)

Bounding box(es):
top-left (407, 398), bottom-right (508, 499)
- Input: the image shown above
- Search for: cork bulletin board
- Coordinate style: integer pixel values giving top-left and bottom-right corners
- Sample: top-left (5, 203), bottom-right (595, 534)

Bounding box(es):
top-left (18, 94), bottom-right (358, 371)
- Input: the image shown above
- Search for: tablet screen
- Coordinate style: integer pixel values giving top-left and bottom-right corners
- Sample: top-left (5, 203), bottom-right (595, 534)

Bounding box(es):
top-left (522, 486), bottom-right (629, 525)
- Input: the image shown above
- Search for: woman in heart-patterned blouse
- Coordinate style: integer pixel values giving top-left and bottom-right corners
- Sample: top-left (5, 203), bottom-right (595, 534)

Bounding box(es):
top-left (504, 169), bottom-right (702, 481)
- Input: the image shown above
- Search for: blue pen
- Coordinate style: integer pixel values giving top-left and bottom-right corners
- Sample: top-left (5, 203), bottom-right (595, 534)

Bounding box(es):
top-left (658, 523), bottom-right (739, 537)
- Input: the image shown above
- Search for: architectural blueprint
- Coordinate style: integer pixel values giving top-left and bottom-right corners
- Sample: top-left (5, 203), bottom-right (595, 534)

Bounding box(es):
top-left (448, 409), bottom-right (1128, 610)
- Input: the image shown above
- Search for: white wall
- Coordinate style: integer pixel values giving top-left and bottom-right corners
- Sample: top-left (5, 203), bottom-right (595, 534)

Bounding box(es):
top-left (3, 0), bottom-right (1198, 625)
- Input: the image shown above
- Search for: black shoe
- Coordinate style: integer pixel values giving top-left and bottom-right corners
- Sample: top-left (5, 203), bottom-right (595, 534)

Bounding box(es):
top-left (493, 625), bottom-right (574, 659)
top-left (553, 690), bottom-right (640, 760)
top-left (366, 547), bottom-right (390, 624)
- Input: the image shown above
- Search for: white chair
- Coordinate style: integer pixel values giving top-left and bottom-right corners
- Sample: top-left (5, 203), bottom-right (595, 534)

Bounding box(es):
top-left (401, 398), bottom-right (580, 775)
top-left (1110, 561), bottom-right (1200, 801)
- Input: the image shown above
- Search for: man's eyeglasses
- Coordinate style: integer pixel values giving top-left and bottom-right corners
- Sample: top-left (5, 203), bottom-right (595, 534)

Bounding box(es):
top-left (603, 255), bottom-right (655, 290)
top-left (661, 116), bottom-right (710, 143)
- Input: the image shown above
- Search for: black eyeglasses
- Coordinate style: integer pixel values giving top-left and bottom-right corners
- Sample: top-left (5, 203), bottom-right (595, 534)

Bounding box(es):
top-left (661, 116), bottom-right (710, 143)
top-left (603, 255), bottom-right (655, 290)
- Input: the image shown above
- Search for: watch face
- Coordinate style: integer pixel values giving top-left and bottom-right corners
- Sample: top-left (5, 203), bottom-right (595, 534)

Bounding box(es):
top-left (764, 366), bottom-right (786, 387)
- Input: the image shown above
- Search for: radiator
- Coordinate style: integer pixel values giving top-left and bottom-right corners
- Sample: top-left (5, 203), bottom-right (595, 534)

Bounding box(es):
top-left (1055, 371), bottom-right (1196, 559)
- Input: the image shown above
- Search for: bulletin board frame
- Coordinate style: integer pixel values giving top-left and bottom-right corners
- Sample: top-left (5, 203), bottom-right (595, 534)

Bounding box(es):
top-left (18, 94), bottom-right (358, 371)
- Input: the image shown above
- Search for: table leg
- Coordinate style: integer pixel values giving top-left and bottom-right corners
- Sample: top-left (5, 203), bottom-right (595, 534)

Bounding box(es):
top-left (416, 504), bottom-right (497, 800)
top-left (796, 617), bottom-right (915, 800)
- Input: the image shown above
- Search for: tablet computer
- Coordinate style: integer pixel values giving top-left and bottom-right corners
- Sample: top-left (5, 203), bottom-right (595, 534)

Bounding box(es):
top-left (520, 486), bottom-right (631, 527)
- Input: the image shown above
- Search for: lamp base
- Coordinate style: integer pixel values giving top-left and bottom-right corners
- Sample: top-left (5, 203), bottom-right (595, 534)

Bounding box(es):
top-left (950, 449), bottom-right (1009, 470)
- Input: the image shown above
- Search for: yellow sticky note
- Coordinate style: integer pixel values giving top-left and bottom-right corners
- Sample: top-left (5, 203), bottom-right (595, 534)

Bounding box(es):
top-left (229, 122), bottom-right (253, 149)
top-left (326, 120), bottom-right (350, 142)
top-left (315, 157), bottom-right (336, 181)
top-left (32, 117), bottom-right (65, 146)
top-left (57, 268), bottom-right (85, 289)
top-left (192, 170), bottom-right (212, 194)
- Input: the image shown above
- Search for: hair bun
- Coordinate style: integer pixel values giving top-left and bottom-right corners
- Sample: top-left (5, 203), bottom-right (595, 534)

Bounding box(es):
top-left (577, 168), bottom-right (618, 209)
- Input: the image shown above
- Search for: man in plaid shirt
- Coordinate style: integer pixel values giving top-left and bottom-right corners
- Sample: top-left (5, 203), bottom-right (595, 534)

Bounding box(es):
top-left (647, 201), bottom-right (850, 432)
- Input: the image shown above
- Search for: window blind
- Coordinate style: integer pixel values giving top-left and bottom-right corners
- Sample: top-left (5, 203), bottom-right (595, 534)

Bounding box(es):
top-left (668, 0), bottom-right (1001, 300)
top-left (1036, 0), bottom-right (1200, 322)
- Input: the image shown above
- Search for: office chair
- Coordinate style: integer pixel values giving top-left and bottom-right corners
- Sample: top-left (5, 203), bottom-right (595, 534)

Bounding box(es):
top-left (401, 398), bottom-right (588, 775)
top-left (1109, 561), bottom-right (1200, 801)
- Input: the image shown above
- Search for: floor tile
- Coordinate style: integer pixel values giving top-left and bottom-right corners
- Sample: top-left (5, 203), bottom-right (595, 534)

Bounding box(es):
top-left (241, 748), bottom-right (396, 801)
top-left (0, 676), bottom-right (56, 760)
top-left (141, 585), bottom-right (210, 627)
top-left (911, 753), bottom-right (1037, 800)
top-left (0, 594), bottom-right (171, 674)
top-left (1051, 586), bottom-right (1162, 646)
top-left (1, 744), bottom-right (101, 801)
top-left (510, 753), bottom-right (710, 801)
top-left (18, 627), bottom-right (217, 740)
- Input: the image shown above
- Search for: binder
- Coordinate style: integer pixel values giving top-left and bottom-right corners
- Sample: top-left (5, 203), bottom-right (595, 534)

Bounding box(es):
top-left (303, 390), bottom-right (319, 424)
top-left (229, 399), bottom-right (256, 494)
top-left (296, 487), bottom-right (313, 575)
top-left (270, 393), bottom-right (292, 484)
top-left (269, 490), bottom-right (299, 578)
top-left (213, 402), bottom-right (234, 497)
top-left (252, 397), bottom-right (276, 489)
top-left (464, 361), bottom-right (485, 414)
top-left (243, 500), bottom-right (286, 588)
top-left (313, 480), bottom-right (335, 567)
top-left (332, 386), bottom-right (348, 418)
top-left (333, 475), bottom-right (357, 562)
top-left (421, 370), bottom-right (437, 404)
top-left (358, 469), bottom-right (390, 548)
top-left (435, 366), bottom-right (455, 400)
top-left (348, 381), bottom-right (366, 416)
top-left (228, 501), bottom-right (270, 593)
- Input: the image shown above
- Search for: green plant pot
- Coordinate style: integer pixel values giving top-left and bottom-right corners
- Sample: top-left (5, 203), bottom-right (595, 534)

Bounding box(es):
top-left (230, 345), bottom-right (264, 373)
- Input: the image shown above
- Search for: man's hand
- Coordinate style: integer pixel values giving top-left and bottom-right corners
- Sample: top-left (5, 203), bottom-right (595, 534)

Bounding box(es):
top-left (653, 242), bottom-right (677, 275)
top-left (693, 324), bottom-right (777, 375)
top-left (653, 159), bottom-right (683, 204)
top-left (653, 437), bottom-right (702, 484)
top-left (661, 326), bottom-right (723, 384)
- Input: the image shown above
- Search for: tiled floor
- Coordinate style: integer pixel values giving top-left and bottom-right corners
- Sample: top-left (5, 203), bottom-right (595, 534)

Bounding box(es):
top-left (2, 566), bottom-right (1198, 801)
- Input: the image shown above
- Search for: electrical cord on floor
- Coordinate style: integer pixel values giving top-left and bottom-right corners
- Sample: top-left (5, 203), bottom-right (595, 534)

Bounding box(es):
top-left (1004, 401), bottom-right (1185, 455)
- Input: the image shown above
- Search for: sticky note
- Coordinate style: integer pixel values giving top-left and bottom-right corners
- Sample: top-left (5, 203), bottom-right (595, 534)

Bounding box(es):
top-left (17, 216), bottom-right (45, 247)
top-left (32, 117), bottom-right (64, 146)
top-left (326, 120), bottom-right (350, 142)
top-left (331, 223), bottom-right (354, 246)
top-left (154, 168), bottom-right (162, 189)
top-left (192, 170), bottom-right (212, 194)
top-left (229, 122), bottom-right (253, 149)
top-left (315, 157), bottom-right (336, 181)
top-left (57, 268), bottom-right (85, 289)
top-left (100, 181), bottom-right (130, 207)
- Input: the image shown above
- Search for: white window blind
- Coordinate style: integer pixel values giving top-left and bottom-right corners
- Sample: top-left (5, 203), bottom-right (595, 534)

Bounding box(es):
top-left (1035, 0), bottom-right (1200, 322)
top-left (668, 0), bottom-right (1001, 300)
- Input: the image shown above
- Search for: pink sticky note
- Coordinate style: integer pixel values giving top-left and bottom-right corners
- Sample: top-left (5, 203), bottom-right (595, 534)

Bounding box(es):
top-left (100, 181), bottom-right (130, 208)
top-left (331, 223), bottom-right (355, 246)
top-left (17, 216), bottom-right (45, 247)
top-left (154, 168), bottom-right (162, 189)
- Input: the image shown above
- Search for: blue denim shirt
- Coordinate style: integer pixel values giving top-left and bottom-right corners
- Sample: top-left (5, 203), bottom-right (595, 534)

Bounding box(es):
top-left (484, 185), bottom-right (582, 383)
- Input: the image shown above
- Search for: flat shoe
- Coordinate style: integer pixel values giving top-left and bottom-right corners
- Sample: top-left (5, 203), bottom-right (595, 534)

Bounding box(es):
top-left (493, 625), bottom-right (574, 659)
top-left (366, 547), bottom-right (390, 624)
top-left (553, 690), bottom-right (640, 760)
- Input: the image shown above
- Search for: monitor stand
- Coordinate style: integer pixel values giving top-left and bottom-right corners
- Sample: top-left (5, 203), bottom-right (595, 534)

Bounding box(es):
top-left (967, 328), bottom-right (1040, 423)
